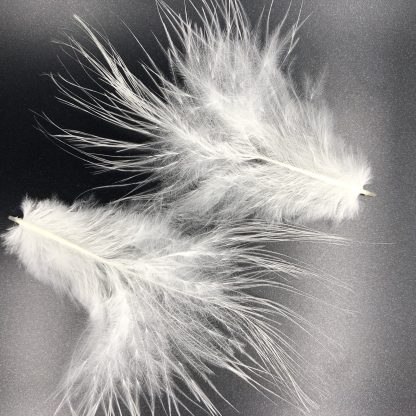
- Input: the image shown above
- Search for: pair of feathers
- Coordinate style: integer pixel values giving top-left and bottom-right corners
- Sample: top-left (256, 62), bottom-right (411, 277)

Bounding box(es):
top-left (4, 0), bottom-right (371, 415)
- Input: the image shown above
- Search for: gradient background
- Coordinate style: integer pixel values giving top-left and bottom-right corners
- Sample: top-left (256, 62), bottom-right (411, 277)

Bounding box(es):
top-left (1, 0), bottom-right (415, 415)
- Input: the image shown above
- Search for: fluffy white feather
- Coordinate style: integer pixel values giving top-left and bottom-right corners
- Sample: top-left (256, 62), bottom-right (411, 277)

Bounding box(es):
top-left (49, 0), bottom-right (373, 224)
top-left (4, 197), bottom-right (342, 416)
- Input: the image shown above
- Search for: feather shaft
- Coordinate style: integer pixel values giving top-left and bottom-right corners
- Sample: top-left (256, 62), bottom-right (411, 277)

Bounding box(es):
top-left (246, 156), bottom-right (374, 196)
top-left (8, 216), bottom-right (109, 264)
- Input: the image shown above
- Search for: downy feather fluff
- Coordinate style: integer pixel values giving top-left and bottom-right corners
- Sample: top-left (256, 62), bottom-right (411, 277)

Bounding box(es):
top-left (4, 197), bottom-right (343, 416)
top-left (49, 0), bottom-right (373, 224)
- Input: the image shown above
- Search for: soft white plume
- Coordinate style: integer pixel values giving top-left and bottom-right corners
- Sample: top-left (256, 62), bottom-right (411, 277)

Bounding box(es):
top-left (48, 0), bottom-right (373, 224)
top-left (4, 197), bottom-right (343, 416)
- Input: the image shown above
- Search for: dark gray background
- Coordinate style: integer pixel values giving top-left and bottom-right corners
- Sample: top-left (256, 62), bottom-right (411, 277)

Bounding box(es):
top-left (1, 0), bottom-right (415, 415)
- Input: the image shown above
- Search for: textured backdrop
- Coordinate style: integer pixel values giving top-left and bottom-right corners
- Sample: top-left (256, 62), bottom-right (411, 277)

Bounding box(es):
top-left (1, 0), bottom-right (415, 415)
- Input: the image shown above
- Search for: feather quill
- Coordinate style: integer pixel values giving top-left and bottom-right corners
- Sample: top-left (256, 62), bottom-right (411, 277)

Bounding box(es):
top-left (48, 0), bottom-right (373, 224)
top-left (4, 197), bottom-right (343, 416)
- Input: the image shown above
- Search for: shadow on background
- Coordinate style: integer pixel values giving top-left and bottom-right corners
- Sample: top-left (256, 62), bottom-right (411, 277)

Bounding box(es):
top-left (1, 0), bottom-right (415, 415)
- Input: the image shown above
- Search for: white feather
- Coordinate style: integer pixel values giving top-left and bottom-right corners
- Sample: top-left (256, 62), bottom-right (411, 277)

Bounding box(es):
top-left (48, 0), bottom-right (373, 224)
top-left (4, 197), bottom-right (343, 416)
